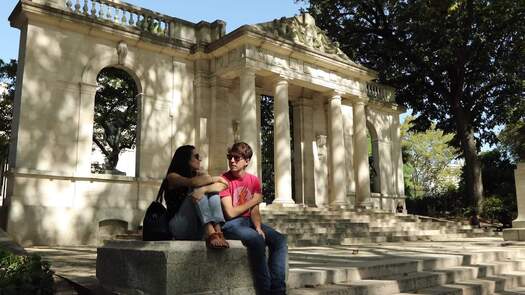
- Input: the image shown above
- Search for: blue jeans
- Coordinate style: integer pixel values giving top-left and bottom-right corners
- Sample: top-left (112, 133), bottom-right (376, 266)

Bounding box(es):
top-left (222, 216), bottom-right (287, 294)
top-left (169, 193), bottom-right (225, 240)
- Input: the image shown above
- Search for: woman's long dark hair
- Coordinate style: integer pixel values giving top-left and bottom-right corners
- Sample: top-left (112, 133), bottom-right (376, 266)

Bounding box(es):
top-left (167, 145), bottom-right (197, 178)
top-left (159, 145), bottom-right (197, 218)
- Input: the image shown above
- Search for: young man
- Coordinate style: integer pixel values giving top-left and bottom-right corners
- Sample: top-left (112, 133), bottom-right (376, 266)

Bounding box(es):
top-left (219, 142), bottom-right (287, 295)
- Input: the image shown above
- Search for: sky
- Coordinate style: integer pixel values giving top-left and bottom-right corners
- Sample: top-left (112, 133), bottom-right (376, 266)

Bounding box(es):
top-left (1, 0), bottom-right (306, 61)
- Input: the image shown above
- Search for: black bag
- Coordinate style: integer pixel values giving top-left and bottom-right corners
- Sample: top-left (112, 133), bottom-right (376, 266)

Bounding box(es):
top-left (142, 179), bottom-right (171, 241)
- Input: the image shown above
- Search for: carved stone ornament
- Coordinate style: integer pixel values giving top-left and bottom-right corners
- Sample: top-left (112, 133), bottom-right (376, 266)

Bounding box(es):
top-left (255, 13), bottom-right (354, 63)
top-left (116, 41), bottom-right (128, 65)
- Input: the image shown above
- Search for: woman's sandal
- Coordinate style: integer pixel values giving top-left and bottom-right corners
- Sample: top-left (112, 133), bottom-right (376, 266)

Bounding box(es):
top-left (217, 232), bottom-right (230, 249)
top-left (205, 233), bottom-right (225, 249)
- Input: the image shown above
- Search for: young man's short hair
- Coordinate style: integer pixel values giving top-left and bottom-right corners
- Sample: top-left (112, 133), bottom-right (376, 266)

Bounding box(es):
top-left (228, 142), bottom-right (253, 160)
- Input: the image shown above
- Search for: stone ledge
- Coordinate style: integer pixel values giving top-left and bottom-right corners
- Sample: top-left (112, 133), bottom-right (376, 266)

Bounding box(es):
top-left (96, 240), bottom-right (255, 295)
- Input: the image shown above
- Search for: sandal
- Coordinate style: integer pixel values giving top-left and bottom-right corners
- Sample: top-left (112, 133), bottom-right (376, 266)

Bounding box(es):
top-left (205, 233), bottom-right (224, 249)
top-left (217, 232), bottom-right (230, 249)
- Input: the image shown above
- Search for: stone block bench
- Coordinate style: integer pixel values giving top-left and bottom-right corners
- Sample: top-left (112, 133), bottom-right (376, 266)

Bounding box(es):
top-left (96, 240), bottom-right (255, 295)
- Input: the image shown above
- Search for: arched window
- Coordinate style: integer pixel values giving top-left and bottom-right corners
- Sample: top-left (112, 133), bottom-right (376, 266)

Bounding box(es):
top-left (91, 67), bottom-right (138, 176)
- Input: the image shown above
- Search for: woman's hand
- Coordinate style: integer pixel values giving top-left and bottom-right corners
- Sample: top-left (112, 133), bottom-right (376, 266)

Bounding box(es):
top-left (213, 176), bottom-right (229, 186)
top-left (191, 187), bottom-right (205, 203)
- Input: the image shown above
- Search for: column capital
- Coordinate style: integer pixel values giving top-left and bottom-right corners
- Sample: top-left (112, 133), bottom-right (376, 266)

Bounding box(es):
top-left (324, 90), bottom-right (345, 101)
top-left (240, 66), bottom-right (257, 76)
top-left (271, 74), bottom-right (291, 85)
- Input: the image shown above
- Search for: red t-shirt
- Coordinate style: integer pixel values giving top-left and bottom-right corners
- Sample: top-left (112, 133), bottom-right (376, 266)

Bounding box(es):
top-left (219, 171), bottom-right (261, 217)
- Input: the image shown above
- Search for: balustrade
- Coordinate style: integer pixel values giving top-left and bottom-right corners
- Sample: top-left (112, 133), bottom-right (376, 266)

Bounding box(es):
top-left (365, 82), bottom-right (395, 103)
top-left (65, 0), bottom-right (171, 38)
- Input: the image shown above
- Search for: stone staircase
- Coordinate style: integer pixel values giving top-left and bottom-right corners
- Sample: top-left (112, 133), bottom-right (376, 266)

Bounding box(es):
top-left (260, 206), bottom-right (501, 246)
top-left (285, 241), bottom-right (525, 294)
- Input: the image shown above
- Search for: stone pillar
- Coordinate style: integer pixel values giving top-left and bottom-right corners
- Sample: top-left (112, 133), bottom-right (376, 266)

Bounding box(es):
top-left (256, 88), bottom-right (263, 180)
top-left (291, 98), bottom-right (316, 206)
top-left (193, 69), bottom-right (209, 171)
top-left (213, 79), bottom-right (233, 174)
top-left (327, 92), bottom-right (347, 206)
top-left (207, 76), bottom-right (221, 175)
top-left (504, 163), bottom-right (525, 240)
top-left (392, 115), bottom-right (406, 211)
top-left (353, 100), bottom-right (371, 208)
top-left (239, 68), bottom-right (259, 177)
top-left (76, 82), bottom-right (98, 176)
top-left (342, 104), bottom-right (356, 204)
top-left (272, 77), bottom-right (294, 205)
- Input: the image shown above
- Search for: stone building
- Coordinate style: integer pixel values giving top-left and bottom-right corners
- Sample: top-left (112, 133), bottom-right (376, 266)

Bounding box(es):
top-left (2, 0), bottom-right (405, 245)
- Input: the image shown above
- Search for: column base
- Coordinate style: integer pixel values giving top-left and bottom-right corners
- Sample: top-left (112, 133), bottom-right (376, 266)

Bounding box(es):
top-left (267, 201), bottom-right (298, 208)
top-left (512, 220), bottom-right (525, 228)
top-left (503, 228), bottom-right (525, 241)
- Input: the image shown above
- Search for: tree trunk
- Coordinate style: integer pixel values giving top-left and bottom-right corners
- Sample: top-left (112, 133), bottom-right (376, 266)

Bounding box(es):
top-left (451, 97), bottom-right (484, 211)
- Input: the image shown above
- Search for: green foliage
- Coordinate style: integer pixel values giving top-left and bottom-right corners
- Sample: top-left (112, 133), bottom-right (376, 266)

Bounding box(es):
top-left (0, 249), bottom-right (54, 295)
top-left (300, 0), bottom-right (524, 209)
top-left (402, 116), bottom-right (461, 197)
top-left (0, 59), bottom-right (16, 159)
top-left (478, 149), bottom-right (517, 225)
top-left (93, 67), bottom-right (138, 172)
top-left (499, 119), bottom-right (525, 161)
top-left (405, 189), bottom-right (468, 217)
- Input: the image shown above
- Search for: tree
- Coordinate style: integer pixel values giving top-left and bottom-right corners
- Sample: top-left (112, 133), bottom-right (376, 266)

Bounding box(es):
top-left (499, 119), bottom-right (525, 162)
top-left (401, 116), bottom-right (461, 198)
top-left (299, 0), bottom-right (524, 211)
top-left (0, 59), bottom-right (16, 160)
top-left (93, 67), bottom-right (138, 172)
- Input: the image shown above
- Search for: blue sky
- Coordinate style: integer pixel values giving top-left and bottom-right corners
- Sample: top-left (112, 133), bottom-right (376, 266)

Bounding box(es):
top-left (1, 0), bottom-right (306, 61)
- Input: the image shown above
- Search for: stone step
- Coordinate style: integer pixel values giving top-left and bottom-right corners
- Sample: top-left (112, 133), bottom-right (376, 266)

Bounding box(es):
top-left (288, 268), bottom-right (525, 294)
top-left (287, 248), bottom-right (525, 290)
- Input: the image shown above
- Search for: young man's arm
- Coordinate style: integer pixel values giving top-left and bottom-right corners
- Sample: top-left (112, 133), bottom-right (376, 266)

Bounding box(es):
top-left (221, 194), bottom-right (262, 220)
top-left (250, 196), bottom-right (265, 239)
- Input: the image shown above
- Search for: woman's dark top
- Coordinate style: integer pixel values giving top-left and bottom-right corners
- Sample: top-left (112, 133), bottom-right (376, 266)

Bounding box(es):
top-left (165, 185), bottom-right (189, 219)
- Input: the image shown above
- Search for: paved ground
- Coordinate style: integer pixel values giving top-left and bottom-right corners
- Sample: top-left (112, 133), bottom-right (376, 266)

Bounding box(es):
top-left (24, 237), bottom-right (525, 294)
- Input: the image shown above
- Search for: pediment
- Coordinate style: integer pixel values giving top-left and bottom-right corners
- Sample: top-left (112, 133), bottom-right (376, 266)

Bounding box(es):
top-left (254, 13), bottom-right (355, 64)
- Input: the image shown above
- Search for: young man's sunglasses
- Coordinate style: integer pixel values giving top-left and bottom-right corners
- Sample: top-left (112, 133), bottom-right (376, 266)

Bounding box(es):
top-left (226, 154), bottom-right (244, 162)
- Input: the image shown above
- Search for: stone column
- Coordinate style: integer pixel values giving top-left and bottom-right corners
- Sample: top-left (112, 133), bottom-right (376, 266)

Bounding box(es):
top-left (353, 100), bottom-right (371, 208)
top-left (327, 92), bottom-right (347, 206)
top-left (504, 163), bottom-right (525, 240)
top-left (256, 87), bottom-right (263, 179)
top-left (76, 82), bottom-right (98, 176)
top-left (207, 76), bottom-right (220, 175)
top-left (392, 115), bottom-right (406, 211)
top-left (239, 68), bottom-right (259, 176)
top-left (342, 104), bottom-right (356, 203)
top-left (272, 77), bottom-right (294, 205)
top-left (193, 71), bottom-right (209, 173)
top-left (291, 98), bottom-right (316, 206)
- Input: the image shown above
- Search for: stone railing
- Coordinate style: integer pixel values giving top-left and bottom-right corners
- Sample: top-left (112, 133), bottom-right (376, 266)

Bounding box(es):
top-left (65, 0), bottom-right (174, 38)
top-left (366, 82), bottom-right (396, 103)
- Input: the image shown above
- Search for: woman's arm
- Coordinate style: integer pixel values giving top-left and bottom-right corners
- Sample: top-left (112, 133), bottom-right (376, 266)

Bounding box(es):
top-left (166, 173), bottom-right (216, 189)
top-left (220, 193), bottom-right (262, 220)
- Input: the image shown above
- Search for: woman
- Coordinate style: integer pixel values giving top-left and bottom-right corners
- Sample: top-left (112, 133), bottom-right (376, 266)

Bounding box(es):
top-left (161, 145), bottom-right (229, 249)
